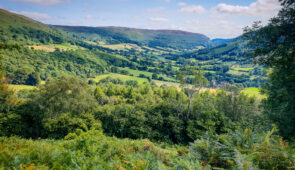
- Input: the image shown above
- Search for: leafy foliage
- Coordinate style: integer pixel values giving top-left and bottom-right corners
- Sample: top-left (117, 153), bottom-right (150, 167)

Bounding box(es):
top-left (244, 0), bottom-right (295, 138)
top-left (0, 127), bottom-right (293, 169)
top-left (56, 26), bottom-right (212, 50)
top-left (0, 9), bottom-right (67, 45)
top-left (0, 4), bottom-right (294, 169)
top-left (189, 128), bottom-right (295, 169)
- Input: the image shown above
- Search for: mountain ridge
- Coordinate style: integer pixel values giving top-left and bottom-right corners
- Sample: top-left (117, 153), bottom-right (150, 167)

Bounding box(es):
top-left (54, 25), bottom-right (211, 50)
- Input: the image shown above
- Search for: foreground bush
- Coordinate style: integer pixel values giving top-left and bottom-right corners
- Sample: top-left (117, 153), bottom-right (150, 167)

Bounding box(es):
top-left (0, 128), bottom-right (206, 169)
top-left (188, 127), bottom-right (295, 169)
top-left (0, 128), bottom-right (294, 169)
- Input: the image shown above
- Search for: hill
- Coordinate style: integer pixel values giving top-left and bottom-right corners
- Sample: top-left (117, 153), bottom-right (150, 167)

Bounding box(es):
top-left (0, 9), bottom-right (68, 45)
top-left (0, 9), bottom-right (134, 84)
top-left (55, 26), bottom-right (211, 51)
top-left (165, 37), bottom-right (267, 87)
top-left (0, 9), bottom-right (266, 87)
top-left (211, 38), bottom-right (233, 46)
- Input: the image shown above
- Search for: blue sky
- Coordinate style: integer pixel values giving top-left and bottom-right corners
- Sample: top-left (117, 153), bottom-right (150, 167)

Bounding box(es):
top-left (0, 0), bottom-right (281, 38)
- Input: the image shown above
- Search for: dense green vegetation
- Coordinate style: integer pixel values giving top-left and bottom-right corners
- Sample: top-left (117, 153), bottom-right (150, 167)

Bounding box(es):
top-left (244, 0), bottom-right (295, 139)
top-left (0, 0), bottom-right (295, 168)
top-left (176, 37), bottom-right (267, 87)
top-left (0, 70), bottom-right (294, 169)
top-left (0, 9), bottom-right (266, 87)
top-left (0, 9), bottom-right (67, 45)
top-left (56, 26), bottom-right (211, 51)
top-left (0, 71), bottom-right (264, 142)
top-left (1, 127), bottom-right (294, 169)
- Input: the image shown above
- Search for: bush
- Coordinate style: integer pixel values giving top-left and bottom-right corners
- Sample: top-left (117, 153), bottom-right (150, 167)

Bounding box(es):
top-left (188, 128), bottom-right (295, 169)
top-left (27, 76), bottom-right (97, 118)
top-left (43, 113), bottom-right (101, 139)
top-left (125, 80), bottom-right (138, 87)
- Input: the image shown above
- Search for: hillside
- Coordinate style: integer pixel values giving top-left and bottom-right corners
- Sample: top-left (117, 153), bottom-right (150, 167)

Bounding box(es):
top-left (0, 9), bottom-right (68, 45)
top-left (211, 38), bottom-right (233, 46)
top-left (1, 1), bottom-right (295, 169)
top-left (0, 9), bottom-right (266, 87)
top-left (55, 26), bottom-right (211, 51)
top-left (0, 9), bottom-right (134, 84)
top-left (164, 37), bottom-right (267, 87)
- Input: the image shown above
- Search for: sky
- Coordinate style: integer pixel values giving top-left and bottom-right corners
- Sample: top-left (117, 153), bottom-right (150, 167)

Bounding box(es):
top-left (0, 0), bottom-right (282, 39)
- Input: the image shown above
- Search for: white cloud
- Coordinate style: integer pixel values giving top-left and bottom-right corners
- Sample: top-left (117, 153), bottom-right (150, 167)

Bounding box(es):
top-left (179, 5), bottom-right (206, 14)
top-left (186, 19), bottom-right (200, 25)
top-left (213, 0), bottom-right (281, 18)
top-left (6, 0), bottom-right (70, 6)
top-left (85, 15), bottom-right (94, 20)
top-left (146, 7), bottom-right (165, 13)
top-left (149, 17), bottom-right (168, 22)
top-left (132, 15), bottom-right (141, 19)
top-left (183, 19), bottom-right (244, 38)
top-left (178, 2), bottom-right (186, 6)
top-left (170, 24), bottom-right (183, 30)
top-left (164, 0), bottom-right (171, 2)
top-left (19, 11), bottom-right (53, 20)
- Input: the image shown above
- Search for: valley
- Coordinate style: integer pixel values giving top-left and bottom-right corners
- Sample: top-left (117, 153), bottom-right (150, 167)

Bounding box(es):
top-left (0, 9), bottom-right (266, 89)
top-left (0, 1), bottom-right (294, 169)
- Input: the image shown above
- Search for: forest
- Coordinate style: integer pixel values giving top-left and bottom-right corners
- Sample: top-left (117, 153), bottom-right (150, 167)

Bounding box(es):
top-left (0, 0), bottom-right (295, 169)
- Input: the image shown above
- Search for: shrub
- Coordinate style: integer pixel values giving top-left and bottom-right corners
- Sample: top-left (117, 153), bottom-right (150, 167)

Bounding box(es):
top-left (188, 128), bottom-right (295, 169)
top-left (43, 113), bottom-right (101, 139)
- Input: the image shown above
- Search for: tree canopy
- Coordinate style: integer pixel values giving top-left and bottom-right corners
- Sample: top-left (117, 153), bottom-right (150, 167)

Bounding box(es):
top-left (244, 0), bottom-right (295, 138)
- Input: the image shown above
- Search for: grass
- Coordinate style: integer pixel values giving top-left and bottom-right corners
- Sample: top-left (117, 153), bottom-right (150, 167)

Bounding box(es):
top-left (28, 43), bottom-right (84, 52)
top-left (227, 70), bottom-right (246, 76)
top-left (232, 67), bottom-right (253, 72)
top-left (153, 80), bottom-right (218, 93)
top-left (99, 43), bottom-right (145, 52)
top-left (8, 84), bottom-right (36, 91)
top-left (100, 44), bottom-right (133, 51)
top-left (120, 67), bottom-right (153, 77)
top-left (153, 80), bottom-right (181, 89)
top-left (120, 67), bottom-right (177, 82)
top-left (154, 81), bottom-right (265, 100)
top-left (96, 42), bottom-right (181, 55)
top-left (90, 73), bottom-right (149, 84)
top-left (204, 70), bottom-right (216, 74)
top-left (142, 46), bottom-right (169, 55)
top-left (54, 44), bottom-right (84, 50)
top-left (241, 87), bottom-right (267, 99)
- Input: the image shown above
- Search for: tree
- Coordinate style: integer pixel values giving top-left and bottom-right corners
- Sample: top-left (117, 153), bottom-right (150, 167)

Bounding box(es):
top-left (243, 0), bottom-right (295, 138)
top-left (177, 67), bottom-right (209, 119)
top-left (25, 72), bottom-right (41, 86)
top-left (28, 76), bottom-right (97, 118)
top-left (0, 56), bottom-right (15, 113)
top-left (152, 73), bottom-right (158, 80)
top-left (0, 56), bottom-right (24, 136)
top-left (94, 86), bottom-right (108, 105)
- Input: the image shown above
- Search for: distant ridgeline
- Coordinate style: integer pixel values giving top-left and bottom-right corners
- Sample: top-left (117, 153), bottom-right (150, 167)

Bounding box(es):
top-left (0, 9), bottom-right (266, 87)
top-left (54, 26), bottom-right (212, 50)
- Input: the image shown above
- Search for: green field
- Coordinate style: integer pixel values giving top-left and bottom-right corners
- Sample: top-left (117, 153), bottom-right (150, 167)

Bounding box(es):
top-left (241, 87), bottom-right (267, 99)
top-left (232, 67), bottom-right (253, 71)
top-left (28, 43), bottom-right (85, 52)
top-left (8, 84), bottom-right (36, 91)
top-left (228, 70), bottom-right (247, 75)
top-left (119, 67), bottom-right (177, 82)
top-left (90, 73), bottom-right (149, 84)
top-left (120, 68), bottom-right (153, 77)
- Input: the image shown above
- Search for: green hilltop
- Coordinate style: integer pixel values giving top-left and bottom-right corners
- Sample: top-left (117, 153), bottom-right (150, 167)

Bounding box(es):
top-left (55, 25), bottom-right (211, 50)
top-left (0, 9), bottom-right (67, 45)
